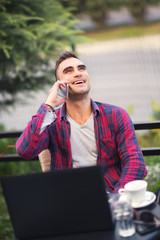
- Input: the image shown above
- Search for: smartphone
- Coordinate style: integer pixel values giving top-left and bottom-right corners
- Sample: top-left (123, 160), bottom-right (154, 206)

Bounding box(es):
top-left (57, 81), bottom-right (68, 99)
top-left (135, 222), bottom-right (157, 235)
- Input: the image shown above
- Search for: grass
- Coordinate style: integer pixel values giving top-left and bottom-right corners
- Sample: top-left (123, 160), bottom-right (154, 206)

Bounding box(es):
top-left (80, 21), bottom-right (160, 42)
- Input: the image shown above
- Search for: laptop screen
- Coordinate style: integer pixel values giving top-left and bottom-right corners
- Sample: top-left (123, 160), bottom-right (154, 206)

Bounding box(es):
top-left (1, 166), bottom-right (114, 239)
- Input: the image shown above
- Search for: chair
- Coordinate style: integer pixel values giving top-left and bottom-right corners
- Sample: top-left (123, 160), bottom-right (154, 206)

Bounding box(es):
top-left (38, 149), bottom-right (51, 172)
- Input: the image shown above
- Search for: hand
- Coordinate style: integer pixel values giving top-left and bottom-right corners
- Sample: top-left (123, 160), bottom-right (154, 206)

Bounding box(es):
top-left (45, 80), bottom-right (69, 108)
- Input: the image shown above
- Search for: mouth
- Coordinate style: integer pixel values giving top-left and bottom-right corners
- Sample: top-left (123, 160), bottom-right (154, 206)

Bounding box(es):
top-left (72, 80), bottom-right (85, 85)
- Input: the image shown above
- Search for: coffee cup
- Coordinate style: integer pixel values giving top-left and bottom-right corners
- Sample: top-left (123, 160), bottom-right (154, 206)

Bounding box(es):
top-left (118, 180), bottom-right (147, 205)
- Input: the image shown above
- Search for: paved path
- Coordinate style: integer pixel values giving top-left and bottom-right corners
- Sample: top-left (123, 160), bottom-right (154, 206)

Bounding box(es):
top-left (77, 35), bottom-right (160, 122)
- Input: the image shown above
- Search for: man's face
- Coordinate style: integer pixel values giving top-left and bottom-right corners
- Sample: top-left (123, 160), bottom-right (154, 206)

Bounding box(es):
top-left (57, 57), bottom-right (91, 98)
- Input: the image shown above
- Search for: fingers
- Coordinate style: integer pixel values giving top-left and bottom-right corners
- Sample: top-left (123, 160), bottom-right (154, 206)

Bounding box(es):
top-left (49, 80), bottom-right (69, 94)
top-left (57, 80), bottom-right (69, 88)
top-left (45, 80), bottom-right (69, 108)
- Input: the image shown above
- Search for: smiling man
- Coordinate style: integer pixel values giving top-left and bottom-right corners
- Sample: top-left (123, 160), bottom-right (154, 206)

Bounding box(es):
top-left (16, 51), bottom-right (147, 192)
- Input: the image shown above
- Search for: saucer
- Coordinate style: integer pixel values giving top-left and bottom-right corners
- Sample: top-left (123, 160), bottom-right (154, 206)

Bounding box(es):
top-left (131, 191), bottom-right (156, 208)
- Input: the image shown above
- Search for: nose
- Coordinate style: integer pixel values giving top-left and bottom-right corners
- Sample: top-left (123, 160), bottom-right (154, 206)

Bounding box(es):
top-left (74, 68), bottom-right (82, 77)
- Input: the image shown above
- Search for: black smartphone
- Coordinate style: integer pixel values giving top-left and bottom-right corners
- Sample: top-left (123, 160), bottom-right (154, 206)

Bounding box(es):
top-left (135, 222), bottom-right (158, 235)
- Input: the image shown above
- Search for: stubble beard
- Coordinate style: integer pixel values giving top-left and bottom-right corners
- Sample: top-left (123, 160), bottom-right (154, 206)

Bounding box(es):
top-left (68, 85), bottom-right (91, 101)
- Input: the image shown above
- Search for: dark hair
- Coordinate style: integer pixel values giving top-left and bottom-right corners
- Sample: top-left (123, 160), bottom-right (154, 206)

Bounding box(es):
top-left (54, 51), bottom-right (79, 80)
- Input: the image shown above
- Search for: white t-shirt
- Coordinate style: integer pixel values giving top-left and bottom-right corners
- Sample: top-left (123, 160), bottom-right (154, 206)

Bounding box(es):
top-left (67, 112), bottom-right (97, 168)
top-left (40, 110), bottom-right (98, 167)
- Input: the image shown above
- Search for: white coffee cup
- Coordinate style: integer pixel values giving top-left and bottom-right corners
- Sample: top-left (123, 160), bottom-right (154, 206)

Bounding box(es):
top-left (118, 180), bottom-right (148, 204)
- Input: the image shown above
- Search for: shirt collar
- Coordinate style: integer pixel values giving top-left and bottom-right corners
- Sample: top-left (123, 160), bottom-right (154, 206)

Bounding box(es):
top-left (59, 99), bottom-right (100, 120)
top-left (91, 99), bottom-right (100, 116)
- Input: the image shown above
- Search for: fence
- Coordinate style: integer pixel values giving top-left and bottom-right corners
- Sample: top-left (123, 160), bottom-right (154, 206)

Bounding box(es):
top-left (0, 121), bottom-right (160, 162)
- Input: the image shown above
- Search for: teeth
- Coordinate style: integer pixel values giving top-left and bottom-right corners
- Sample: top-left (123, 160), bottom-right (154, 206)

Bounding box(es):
top-left (74, 80), bottom-right (84, 84)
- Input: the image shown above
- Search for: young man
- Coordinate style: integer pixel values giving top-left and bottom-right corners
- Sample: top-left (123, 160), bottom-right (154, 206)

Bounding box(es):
top-left (16, 51), bottom-right (147, 192)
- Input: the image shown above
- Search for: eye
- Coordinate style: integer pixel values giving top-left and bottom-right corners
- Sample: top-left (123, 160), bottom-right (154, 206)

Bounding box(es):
top-left (66, 69), bottom-right (72, 73)
top-left (79, 65), bottom-right (86, 71)
top-left (64, 68), bottom-right (73, 74)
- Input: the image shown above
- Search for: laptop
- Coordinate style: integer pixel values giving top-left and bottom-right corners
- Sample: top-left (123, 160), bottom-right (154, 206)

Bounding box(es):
top-left (1, 166), bottom-right (114, 240)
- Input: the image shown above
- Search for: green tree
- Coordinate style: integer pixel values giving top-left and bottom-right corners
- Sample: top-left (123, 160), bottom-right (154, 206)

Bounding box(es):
top-left (84, 0), bottom-right (109, 28)
top-left (125, 0), bottom-right (148, 23)
top-left (59, 0), bottom-right (120, 28)
top-left (125, 0), bottom-right (160, 23)
top-left (60, 0), bottom-right (160, 26)
top-left (0, 0), bottom-right (83, 110)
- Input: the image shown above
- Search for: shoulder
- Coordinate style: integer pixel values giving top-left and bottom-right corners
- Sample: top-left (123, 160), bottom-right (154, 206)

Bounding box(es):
top-left (94, 101), bottom-right (128, 116)
top-left (94, 101), bottom-right (133, 131)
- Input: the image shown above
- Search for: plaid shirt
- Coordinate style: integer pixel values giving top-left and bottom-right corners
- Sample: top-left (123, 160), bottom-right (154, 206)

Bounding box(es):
top-left (16, 99), bottom-right (147, 192)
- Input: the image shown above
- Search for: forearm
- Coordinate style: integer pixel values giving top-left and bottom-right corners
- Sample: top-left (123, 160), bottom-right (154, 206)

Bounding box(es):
top-left (114, 148), bottom-right (147, 192)
top-left (16, 104), bottom-right (50, 159)
top-left (113, 108), bottom-right (147, 192)
top-left (16, 80), bottom-right (69, 159)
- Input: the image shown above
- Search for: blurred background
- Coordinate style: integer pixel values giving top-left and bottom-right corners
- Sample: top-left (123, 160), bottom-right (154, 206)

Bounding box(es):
top-left (0, 1), bottom-right (160, 239)
top-left (0, 0), bottom-right (160, 130)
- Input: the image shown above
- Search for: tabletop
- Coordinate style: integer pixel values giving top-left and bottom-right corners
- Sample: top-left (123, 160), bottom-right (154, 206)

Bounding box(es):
top-left (14, 191), bottom-right (160, 240)
top-left (16, 202), bottom-right (160, 240)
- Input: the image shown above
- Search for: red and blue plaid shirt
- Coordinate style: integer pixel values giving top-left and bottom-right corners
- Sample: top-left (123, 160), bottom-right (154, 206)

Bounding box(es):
top-left (16, 99), bottom-right (147, 192)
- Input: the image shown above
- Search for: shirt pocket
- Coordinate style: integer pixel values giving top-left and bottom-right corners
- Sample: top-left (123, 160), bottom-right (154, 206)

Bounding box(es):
top-left (100, 137), bottom-right (118, 167)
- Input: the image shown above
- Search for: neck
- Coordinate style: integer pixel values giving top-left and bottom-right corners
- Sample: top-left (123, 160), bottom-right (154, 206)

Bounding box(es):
top-left (66, 96), bottom-right (92, 126)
